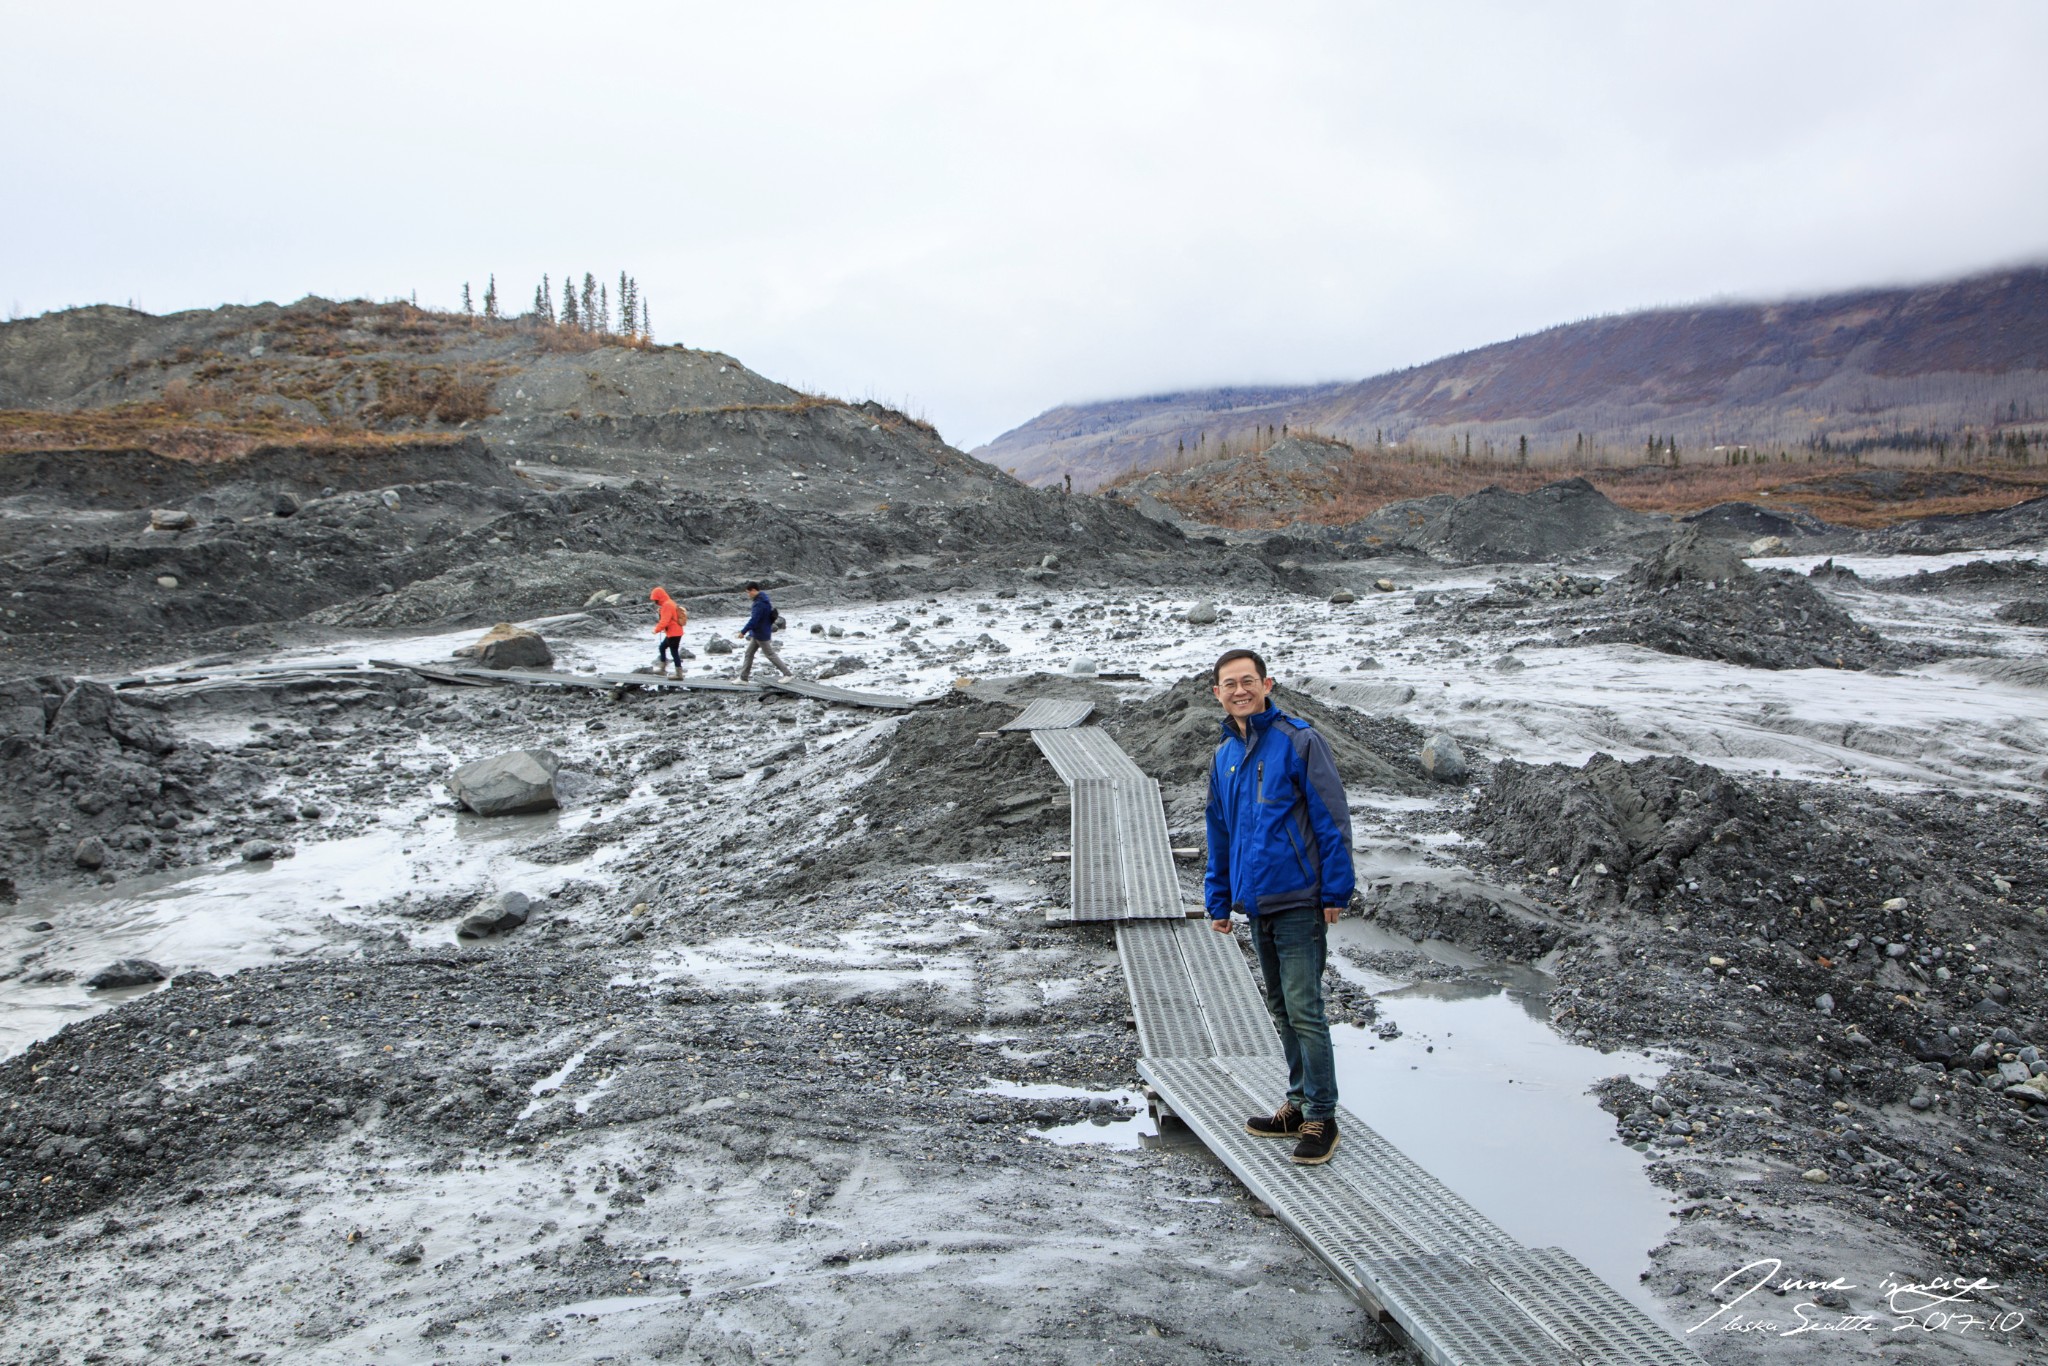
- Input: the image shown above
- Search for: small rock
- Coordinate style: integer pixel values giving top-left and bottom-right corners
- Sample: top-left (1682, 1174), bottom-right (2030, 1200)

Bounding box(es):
top-left (149, 508), bottom-right (195, 531)
top-left (1419, 733), bottom-right (1467, 783)
top-left (1815, 993), bottom-right (1835, 1015)
top-left (1801, 1168), bottom-right (1830, 1183)
top-left (709, 765), bottom-right (746, 781)
top-left (1997, 1061), bottom-right (2031, 1085)
top-left (1040, 553), bottom-right (1060, 570)
top-left (1184, 600), bottom-right (1220, 626)
top-left (1881, 896), bottom-right (1909, 911)
top-left (1491, 655), bottom-right (1525, 673)
top-left (1748, 536), bottom-right (1788, 556)
top-left (457, 890), bottom-right (534, 939)
top-left (272, 491), bottom-right (302, 517)
top-left (1908, 1091), bottom-right (1933, 1111)
top-left (379, 490), bottom-right (401, 510)
top-left (386, 1241), bottom-right (424, 1265)
top-left (1373, 578), bottom-right (1396, 592)
top-left (85, 959), bottom-right (166, 989)
top-left (706, 636), bottom-right (734, 655)
top-left (1328, 589), bottom-right (1357, 605)
top-left (239, 839), bottom-right (291, 862)
top-left (1885, 942), bottom-right (1908, 958)
top-left (155, 575), bottom-right (179, 590)
top-left (1067, 657), bottom-right (1098, 677)
top-left (73, 835), bottom-right (107, 869)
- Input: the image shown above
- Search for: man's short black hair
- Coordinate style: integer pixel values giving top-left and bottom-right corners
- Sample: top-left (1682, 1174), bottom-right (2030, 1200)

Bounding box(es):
top-left (1212, 648), bottom-right (1268, 685)
top-left (745, 581), bottom-right (762, 591)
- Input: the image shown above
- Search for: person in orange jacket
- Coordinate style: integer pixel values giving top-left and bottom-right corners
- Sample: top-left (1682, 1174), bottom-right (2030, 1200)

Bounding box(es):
top-left (650, 587), bottom-right (688, 678)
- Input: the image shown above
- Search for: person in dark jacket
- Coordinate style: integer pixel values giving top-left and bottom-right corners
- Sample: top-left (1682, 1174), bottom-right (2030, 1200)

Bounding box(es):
top-left (736, 582), bottom-right (792, 682)
top-left (1204, 647), bottom-right (1355, 1165)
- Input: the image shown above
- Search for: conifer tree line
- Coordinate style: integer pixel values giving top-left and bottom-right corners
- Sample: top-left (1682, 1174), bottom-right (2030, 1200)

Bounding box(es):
top-left (454, 270), bottom-right (654, 339)
top-left (460, 271), bottom-right (652, 340)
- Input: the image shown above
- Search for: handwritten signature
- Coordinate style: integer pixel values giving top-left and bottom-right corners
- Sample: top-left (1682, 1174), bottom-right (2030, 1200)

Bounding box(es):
top-left (1688, 1259), bottom-right (2025, 1338)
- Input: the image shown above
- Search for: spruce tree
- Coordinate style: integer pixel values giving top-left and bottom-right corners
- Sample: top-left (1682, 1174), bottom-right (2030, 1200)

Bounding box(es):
top-left (580, 274), bottom-right (598, 331)
top-left (640, 298), bottom-right (650, 340)
top-left (618, 272), bottom-right (634, 336)
top-left (560, 276), bottom-right (580, 329)
top-left (483, 274), bottom-right (499, 321)
top-left (461, 282), bottom-right (473, 316)
top-left (597, 282), bottom-right (610, 334)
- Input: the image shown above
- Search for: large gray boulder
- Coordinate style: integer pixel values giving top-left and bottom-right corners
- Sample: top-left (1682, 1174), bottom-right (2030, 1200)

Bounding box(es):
top-left (1420, 733), bottom-right (1468, 784)
top-left (456, 623), bottom-right (553, 671)
top-left (1184, 600), bottom-right (1219, 625)
top-left (450, 749), bottom-right (561, 816)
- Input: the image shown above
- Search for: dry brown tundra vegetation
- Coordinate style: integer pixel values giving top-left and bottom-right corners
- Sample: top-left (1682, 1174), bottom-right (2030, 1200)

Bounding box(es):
top-left (1106, 426), bottom-right (2048, 531)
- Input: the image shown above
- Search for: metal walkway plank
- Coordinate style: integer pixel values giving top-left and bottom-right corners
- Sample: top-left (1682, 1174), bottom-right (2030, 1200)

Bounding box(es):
top-left (1358, 1254), bottom-right (1578, 1366)
top-left (1067, 780), bottom-right (1127, 922)
top-left (1031, 727), bottom-right (1147, 784)
top-left (1208, 1051), bottom-right (1520, 1260)
top-left (999, 698), bottom-right (1093, 731)
top-left (1173, 925), bottom-right (1283, 1058)
top-left (1473, 1249), bottom-right (1706, 1366)
top-left (1115, 923), bottom-right (1215, 1059)
top-left (1141, 1057), bottom-right (1432, 1271)
top-left (1111, 777), bottom-right (1183, 919)
top-left (761, 677), bottom-right (919, 710)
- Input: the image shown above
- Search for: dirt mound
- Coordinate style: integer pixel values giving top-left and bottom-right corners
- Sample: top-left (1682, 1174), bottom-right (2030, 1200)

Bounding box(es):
top-left (1868, 557), bottom-right (2048, 594)
top-left (1333, 477), bottom-right (1668, 564)
top-left (1104, 673), bottom-right (1426, 791)
top-left (1680, 501), bottom-right (1836, 541)
top-left (0, 678), bottom-right (267, 896)
top-left (1628, 525), bottom-right (1756, 589)
top-left (822, 694), bottom-right (1070, 877)
top-left (1565, 528), bottom-right (1929, 670)
top-left (1474, 754), bottom-right (1758, 914)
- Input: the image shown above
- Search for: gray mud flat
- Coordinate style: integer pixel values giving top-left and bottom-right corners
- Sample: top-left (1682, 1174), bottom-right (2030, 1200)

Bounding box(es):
top-left (4, 427), bottom-right (2048, 1363)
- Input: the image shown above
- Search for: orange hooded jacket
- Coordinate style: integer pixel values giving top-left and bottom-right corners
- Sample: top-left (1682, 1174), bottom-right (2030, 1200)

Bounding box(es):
top-left (650, 587), bottom-right (687, 637)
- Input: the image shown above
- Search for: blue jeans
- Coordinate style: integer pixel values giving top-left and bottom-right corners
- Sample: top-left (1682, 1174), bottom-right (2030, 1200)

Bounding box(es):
top-left (1249, 904), bottom-right (1337, 1120)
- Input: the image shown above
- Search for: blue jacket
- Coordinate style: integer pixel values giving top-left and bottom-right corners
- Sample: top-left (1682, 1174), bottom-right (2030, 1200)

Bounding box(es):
top-left (1204, 703), bottom-right (1355, 920)
top-left (742, 592), bottom-right (775, 641)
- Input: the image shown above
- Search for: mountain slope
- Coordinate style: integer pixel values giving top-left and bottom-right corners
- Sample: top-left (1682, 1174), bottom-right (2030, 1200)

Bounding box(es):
top-left (0, 297), bottom-right (1016, 511)
top-left (976, 266), bottom-right (2048, 488)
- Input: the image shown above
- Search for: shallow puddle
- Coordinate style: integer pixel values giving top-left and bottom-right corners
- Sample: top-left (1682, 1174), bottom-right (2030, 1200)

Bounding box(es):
top-left (1324, 931), bottom-right (1677, 1319)
top-left (1, 798), bottom-right (622, 1058)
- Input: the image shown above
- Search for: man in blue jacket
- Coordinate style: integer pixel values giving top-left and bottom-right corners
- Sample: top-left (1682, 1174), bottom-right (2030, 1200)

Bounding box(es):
top-left (1205, 647), bottom-right (1355, 1165)
top-left (736, 582), bottom-right (793, 682)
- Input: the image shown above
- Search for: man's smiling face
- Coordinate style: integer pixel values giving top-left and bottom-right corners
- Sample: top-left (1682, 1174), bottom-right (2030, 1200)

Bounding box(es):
top-left (1212, 658), bottom-right (1274, 723)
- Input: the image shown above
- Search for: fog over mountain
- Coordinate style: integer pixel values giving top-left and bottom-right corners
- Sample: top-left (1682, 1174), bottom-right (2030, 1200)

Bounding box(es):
top-left (977, 267), bottom-right (2048, 489)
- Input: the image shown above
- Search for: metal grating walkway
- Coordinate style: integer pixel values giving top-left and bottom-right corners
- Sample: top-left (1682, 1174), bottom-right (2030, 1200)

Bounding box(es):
top-left (1000, 698), bottom-right (1093, 731)
top-left (762, 677), bottom-right (919, 710)
top-left (1004, 700), bottom-right (1702, 1365)
top-left (1031, 727), bottom-right (1149, 784)
top-left (1063, 779), bottom-right (1182, 922)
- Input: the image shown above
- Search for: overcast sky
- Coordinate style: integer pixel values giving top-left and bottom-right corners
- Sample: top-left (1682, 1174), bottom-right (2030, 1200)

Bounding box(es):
top-left (6, 2), bottom-right (2046, 448)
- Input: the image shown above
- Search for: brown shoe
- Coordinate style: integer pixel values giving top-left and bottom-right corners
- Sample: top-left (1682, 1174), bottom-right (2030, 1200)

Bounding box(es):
top-left (1290, 1117), bottom-right (1340, 1165)
top-left (1245, 1103), bottom-right (1303, 1139)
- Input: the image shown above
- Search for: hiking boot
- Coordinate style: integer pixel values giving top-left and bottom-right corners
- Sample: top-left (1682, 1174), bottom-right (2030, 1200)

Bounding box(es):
top-left (1245, 1103), bottom-right (1303, 1139)
top-left (1290, 1117), bottom-right (1340, 1165)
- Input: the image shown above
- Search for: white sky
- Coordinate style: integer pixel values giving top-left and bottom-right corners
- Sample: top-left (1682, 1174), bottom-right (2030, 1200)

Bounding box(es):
top-left (5, 2), bottom-right (2046, 448)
